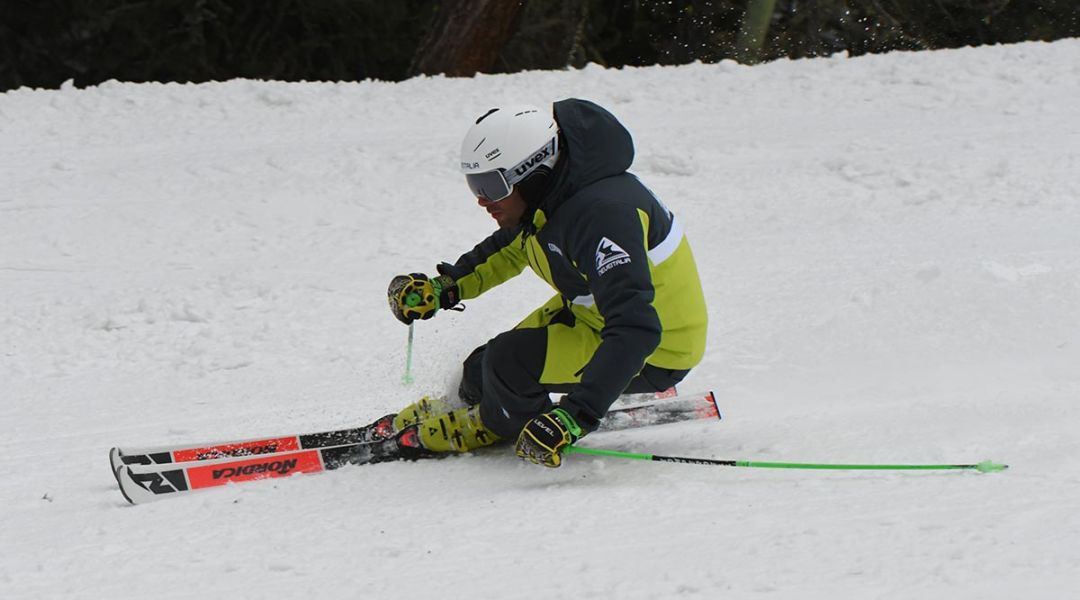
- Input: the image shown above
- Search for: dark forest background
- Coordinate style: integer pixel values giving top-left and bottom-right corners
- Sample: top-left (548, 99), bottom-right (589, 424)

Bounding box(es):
top-left (1, 0), bottom-right (1077, 92)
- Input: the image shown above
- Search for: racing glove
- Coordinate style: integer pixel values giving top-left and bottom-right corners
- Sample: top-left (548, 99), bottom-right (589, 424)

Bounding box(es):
top-left (387, 273), bottom-right (460, 324)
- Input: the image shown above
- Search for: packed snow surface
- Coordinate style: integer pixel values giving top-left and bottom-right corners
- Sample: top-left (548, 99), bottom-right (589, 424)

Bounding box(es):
top-left (2, 40), bottom-right (1079, 598)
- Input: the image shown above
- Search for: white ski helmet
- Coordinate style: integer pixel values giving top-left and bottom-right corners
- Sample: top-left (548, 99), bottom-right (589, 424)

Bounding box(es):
top-left (460, 105), bottom-right (559, 201)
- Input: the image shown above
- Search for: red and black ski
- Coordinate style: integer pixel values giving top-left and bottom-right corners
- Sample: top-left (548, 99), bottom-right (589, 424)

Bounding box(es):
top-left (116, 437), bottom-right (404, 505)
top-left (115, 391), bottom-right (720, 504)
top-left (110, 389), bottom-right (715, 471)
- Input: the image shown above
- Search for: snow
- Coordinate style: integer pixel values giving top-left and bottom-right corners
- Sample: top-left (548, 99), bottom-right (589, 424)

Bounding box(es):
top-left (2, 39), bottom-right (1080, 598)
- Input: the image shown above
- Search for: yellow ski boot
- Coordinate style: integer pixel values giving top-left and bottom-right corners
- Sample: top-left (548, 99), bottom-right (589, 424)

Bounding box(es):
top-left (414, 404), bottom-right (501, 453)
top-left (391, 395), bottom-right (454, 432)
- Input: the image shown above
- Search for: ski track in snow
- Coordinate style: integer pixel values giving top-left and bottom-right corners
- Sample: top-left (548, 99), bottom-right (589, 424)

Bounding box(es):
top-left (2, 40), bottom-right (1079, 598)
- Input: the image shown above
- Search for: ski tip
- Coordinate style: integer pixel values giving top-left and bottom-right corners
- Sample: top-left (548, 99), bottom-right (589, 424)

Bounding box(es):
top-left (706, 391), bottom-right (722, 421)
top-left (116, 465), bottom-right (168, 505)
top-left (109, 448), bottom-right (124, 485)
top-left (115, 466), bottom-right (138, 505)
top-left (109, 446), bottom-right (122, 464)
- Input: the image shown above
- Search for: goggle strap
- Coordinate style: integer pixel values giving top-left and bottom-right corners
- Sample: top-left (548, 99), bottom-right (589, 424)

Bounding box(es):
top-left (504, 137), bottom-right (558, 187)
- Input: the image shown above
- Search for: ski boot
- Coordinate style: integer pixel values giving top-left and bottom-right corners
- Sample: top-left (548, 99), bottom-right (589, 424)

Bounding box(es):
top-left (413, 404), bottom-right (501, 453)
top-left (341, 401), bottom-right (500, 467)
top-left (392, 395), bottom-right (456, 431)
top-left (359, 395), bottom-right (455, 445)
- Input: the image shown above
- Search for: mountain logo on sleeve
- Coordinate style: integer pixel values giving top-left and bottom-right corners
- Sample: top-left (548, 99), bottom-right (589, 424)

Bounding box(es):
top-left (596, 237), bottom-right (631, 275)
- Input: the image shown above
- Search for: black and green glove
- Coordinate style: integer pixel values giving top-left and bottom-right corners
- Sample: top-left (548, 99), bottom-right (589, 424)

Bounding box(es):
top-left (387, 273), bottom-right (460, 325)
top-left (515, 408), bottom-right (583, 468)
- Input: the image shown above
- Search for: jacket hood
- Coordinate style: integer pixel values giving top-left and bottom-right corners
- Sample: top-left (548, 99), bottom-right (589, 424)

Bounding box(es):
top-left (552, 98), bottom-right (635, 200)
top-left (530, 99), bottom-right (634, 218)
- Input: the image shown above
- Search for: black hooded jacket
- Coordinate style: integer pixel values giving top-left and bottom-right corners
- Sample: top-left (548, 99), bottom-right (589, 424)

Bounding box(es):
top-left (440, 98), bottom-right (708, 430)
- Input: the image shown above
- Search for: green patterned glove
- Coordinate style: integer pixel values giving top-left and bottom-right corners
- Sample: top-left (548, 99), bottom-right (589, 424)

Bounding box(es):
top-left (515, 408), bottom-right (583, 468)
top-left (387, 273), bottom-right (459, 325)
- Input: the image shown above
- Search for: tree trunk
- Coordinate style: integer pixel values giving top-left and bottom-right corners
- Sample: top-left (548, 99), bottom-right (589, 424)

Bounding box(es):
top-left (409, 0), bottom-right (526, 77)
top-left (736, 0), bottom-right (778, 65)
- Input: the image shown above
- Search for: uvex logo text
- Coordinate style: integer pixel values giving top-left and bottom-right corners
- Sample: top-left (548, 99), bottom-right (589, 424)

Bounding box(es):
top-left (212, 458), bottom-right (298, 480)
top-left (513, 145), bottom-right (552, 177)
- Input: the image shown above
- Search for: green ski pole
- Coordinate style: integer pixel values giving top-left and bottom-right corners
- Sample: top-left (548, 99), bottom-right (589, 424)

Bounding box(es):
top-left (402, 322), bottom-right (415, 385)
top-left (401, 286), bottom-right (428, 386)
top-left (563, 446), bottom-right (1008, 473)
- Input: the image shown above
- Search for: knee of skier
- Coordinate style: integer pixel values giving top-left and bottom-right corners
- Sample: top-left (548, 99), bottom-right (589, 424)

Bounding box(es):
top-left (458, 344), bottom-right (486, 405)
top-left (477, 329), bottom-right (548, 437)
top-left (482, 329), bottom-right (543, 389)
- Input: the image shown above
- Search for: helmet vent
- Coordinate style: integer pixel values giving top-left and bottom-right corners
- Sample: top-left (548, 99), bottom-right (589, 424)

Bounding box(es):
top-left (476, 108), bottom-right (499, 124)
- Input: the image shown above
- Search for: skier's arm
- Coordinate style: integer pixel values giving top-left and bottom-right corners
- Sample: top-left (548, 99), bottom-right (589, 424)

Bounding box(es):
top-left (435, 227), bottom-right (529, 299)
top-left (560, 204), bottom-right (662, 431)
top-left (387, 228), bottom-right (527, 325)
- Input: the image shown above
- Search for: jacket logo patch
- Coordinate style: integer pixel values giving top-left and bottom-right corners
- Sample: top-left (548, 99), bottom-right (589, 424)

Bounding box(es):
top-left (596, 237), bottom-right (631, 276)
top-left (547, 243), bottom-right (563, 256)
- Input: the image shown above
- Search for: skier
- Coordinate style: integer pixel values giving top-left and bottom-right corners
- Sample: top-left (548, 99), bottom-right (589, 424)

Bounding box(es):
top-left (386, 99), bottom-right (708, 467)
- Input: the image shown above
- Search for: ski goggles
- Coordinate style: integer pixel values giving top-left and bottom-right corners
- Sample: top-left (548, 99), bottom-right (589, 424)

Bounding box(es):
top-left (465, 169), bottom-right (515, 202)
top-left (465, 137), bottom-right (557, 202)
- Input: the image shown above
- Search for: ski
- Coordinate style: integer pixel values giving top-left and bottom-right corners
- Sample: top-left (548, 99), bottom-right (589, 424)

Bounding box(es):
top-left (116, 431), bottom-right (419, 505)
top-left (115, 390), bottom-right (719, 504)
top-left (110, 388), bottom-right (707, 471)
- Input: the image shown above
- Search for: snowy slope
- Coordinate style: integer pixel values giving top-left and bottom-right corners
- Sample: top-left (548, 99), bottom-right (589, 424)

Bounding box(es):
top-left (2, 40), bottom-right (1079, 598)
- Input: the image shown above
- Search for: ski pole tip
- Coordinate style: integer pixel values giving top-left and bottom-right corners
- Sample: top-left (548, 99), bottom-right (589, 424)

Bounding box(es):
top-left (975, 460), bottom-right (1008, 473)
